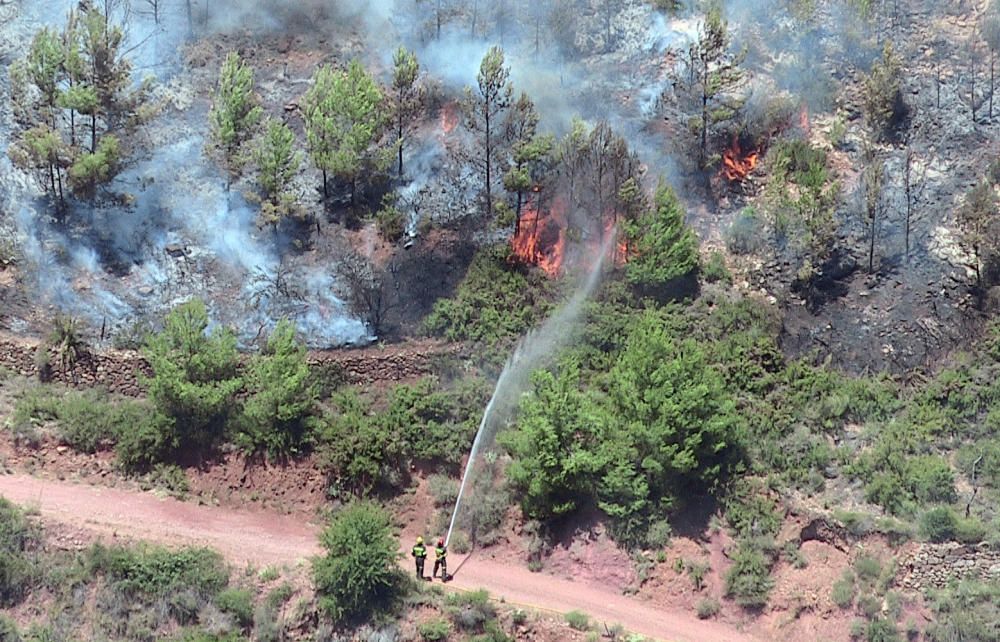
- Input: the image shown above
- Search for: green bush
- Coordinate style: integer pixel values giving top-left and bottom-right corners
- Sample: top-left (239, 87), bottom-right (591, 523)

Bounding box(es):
top-left (854, 555), bottom-right (882, 585)
top-left (418, 618), bottom-right (451, 641)
top-left (142, 299), bottom-right (242, 462)
top-left (724, 542), bottom-right (774, 609)
top-left (427, 474), bottom-right (459, 508)
top-left (0, 616), bottom-right (20, 642)
top-left (702, 251), bottom-right (731, 284)
top-left (376, 203), bottom-right (406, 243)
top-left (565, 610), bottom-right (590, 631)
top-left (622, 183), bottom-right (699, 298)
top-left (919, 507), bottom-right (958, 543)
top-left (725, 207), bottom-right (765, 255)
top-left (831, 571), bottom-right (856, 609)
top-left (696, 597), bottom-right (720, 619)
top-left (424, 245), bottom-right (551, 344)
top-left (866, 617), bottom-right (901, 642)
top-left (89, 544), bottom-right (229, 600)
top-left (447, 589), bottom-right (496, 631)
top-left (237, 319), bottom-right (319, 459)
top-left (313, 502), bottom-right (405, 623)
top-left (0, 499), bottom-right (38, 607)
top-left (215, 587), bottom-right (254, 628)
top-left (685, 560), bottom-right (710, 590)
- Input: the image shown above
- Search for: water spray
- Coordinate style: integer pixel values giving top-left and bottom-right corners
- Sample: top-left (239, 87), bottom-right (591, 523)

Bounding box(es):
top-left (445, 230), bottom-right (616, 548)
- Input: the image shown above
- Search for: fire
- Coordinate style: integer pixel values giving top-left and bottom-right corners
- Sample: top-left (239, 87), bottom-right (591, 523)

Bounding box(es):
top-left (511, 198), bottom-right (566, 278)
top-left (721, 136), bottom-right (759, 182)
top-left (439, 102), bottom-right (458, 135)
top-left (798, 103), bottom-right (811, 136)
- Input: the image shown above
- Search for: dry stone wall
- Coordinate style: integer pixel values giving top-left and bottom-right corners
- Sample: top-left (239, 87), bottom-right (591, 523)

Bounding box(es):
top-left (897, 542), bottom-right (1000, 590)
top-left (0, 335), bottom-right (464, 397)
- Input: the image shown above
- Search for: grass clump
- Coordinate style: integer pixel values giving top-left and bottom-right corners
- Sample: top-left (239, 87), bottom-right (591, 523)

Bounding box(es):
top-left (565, 610), bottom-right (590, 631)
top-left (418, 617), bottom-right (451, 641)
top-left (215, 587), bottom-right (253, 628)
top-left (832, 571), bottom-right (856, 609)
top-left (724, 542), bottom-right (774, 610)
top-left (696, 597), bottom-right (721, 619)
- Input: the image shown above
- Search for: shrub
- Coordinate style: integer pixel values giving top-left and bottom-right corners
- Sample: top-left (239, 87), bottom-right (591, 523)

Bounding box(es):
top-left (510, 609), bottom-right (528, 625)
top-left (696, 597), bottom-right (720, 619)
top-left (832, 571), bottom-right (856, 609)
top-left (854, 555), bottom-right (882, 585)
top-left (919, 507), bottom-right (958, 543)
top-left (143, 299), bottom-right (242, 460)
top-left (215, 587), bottom-right (254, 628)
top-left (418, 618), bottom-right (451, 641)
top-left (702, 251), bottom-right (732, 284)
top-left (424, 245), bottom-right (551, 344)
top-left (312, 502), bottom-right (405, 623)
top-left (859, 594), bottom-right (882, 619)
top-left (237, 319), bottom-right (319, 459)
top-left (447, 589), bottom-right (495, 631)
top-left (89, 544), bottom-right (229, 600)
top-left (565, 610), bottom-right (590, 631)
top-left (376, 202), bottom-right (406, 243)
top-left (623, 183), bottom-right (699, 298)
top-left (0, 616), bottom-right (20, 642)
top-left (685, 560), bottom-right (710, 591)
top-left (428, 474), bottom-right (459, 508)
top-left (866, 617), bottom-right (901, 642)
top-left (724, 542), bottom-right (774, 609)
top-left (0, 499), bottom-right (38, 607)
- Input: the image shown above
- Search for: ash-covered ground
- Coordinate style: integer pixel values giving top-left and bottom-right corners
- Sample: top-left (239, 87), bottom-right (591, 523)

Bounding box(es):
top-left (0, 0), bottom-right (992, 370)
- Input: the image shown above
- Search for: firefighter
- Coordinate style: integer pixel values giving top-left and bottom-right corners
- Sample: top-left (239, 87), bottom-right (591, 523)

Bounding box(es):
top-left (433, 538), bottom-right (448, 581)
top-left (412, 536), bottom-right (428, 579)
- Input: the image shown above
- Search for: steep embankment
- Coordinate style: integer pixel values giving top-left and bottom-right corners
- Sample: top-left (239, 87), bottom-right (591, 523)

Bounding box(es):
top-left (0, 472), bottom-right (758, 642)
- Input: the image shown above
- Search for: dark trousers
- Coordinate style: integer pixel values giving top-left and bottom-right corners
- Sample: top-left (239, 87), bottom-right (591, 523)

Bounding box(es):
top-left (415, 557), bottom-right (425, 578)
top-left (434, 557), bottom-right (447, 579)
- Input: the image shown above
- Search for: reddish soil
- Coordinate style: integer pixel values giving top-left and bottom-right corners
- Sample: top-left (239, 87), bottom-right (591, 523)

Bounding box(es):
top-left (0, 471), bottom-right (760, 642)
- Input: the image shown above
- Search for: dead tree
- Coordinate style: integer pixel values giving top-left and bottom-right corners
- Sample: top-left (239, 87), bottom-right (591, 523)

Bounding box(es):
top-left (861, 144), bottom-right (886, 274)
top-left (902, 147), bottom-right (926, 261)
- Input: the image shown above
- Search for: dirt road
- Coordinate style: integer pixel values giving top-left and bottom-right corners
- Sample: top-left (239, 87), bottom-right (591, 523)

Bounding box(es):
top-left (0, 473), bottom-right (756, 642)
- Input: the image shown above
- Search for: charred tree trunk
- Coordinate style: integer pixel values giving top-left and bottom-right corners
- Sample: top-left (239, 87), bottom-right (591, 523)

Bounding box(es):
top-left (904, 150), bottom-right (913, 261)
top-left (484, 105), bottom-right (492, 218)
top-left (397, 115), bottom-right (404, 177)
top-left (972, 52), bottom-right (978, 124)
top-left (991, 48), bottom-right (996, 120)
top-left (321, 169), bottom-right (328, 198)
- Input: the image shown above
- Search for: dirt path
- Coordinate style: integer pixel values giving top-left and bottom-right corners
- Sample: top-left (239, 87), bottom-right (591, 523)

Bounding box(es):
top-left (0, 473), bottom-right (757, 642)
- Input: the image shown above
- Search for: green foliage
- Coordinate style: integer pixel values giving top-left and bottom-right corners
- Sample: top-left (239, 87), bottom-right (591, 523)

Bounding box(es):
top-left (0, 499), bottom-right (38, 608)
top-left (501, 364), bottom-right (605, 521)
top-left (391, 46), bottom-right (421, 176)
top-left (702, 250), bottom-right (731, 284)
top-left (696, 597), bottom-right (720, 619)
top-left (418, 618), bottom-right (451, 641)
top-left (919, 507), bottom-right (959, 543)
top-left (853, 555), bottom-right (882, 585)
top-left (312, 502), bottom-right (404, 623)
top-left (375, 200), bottom-right (406, 243)
top-left (599, 312), bottom-right (743, 545)
top-left (68, 134), bottom-right (120, 196)
top-left (623, 183), bottom-right (699, 297)
top-left (316, 390), bottom-right (405, 496)
top-left (143, 300), bottom-right (242, 463)
top-left (564, 610), bottom-right (590, 631)
top-left (723, 484), bottom-right (782, 539)
top-left (303, 61), bottom-right (388, 200)
top-left (209, 51), bottom-right (262, 175)
top-left (925, 581), bottom-right (1000, 642)
top-left (215, 587), bottom-right (254, 628)
top-left (0, 616), bottom-right (19, 642)
top-left (866, 618), bottom-right (901, 642)
top-left (424, 245), bottom-right (551, 344)
top-left (238, 319), bottom-right (318, 458)
top-left (253, 118), bottom-right (302, 227)
top-left (685, 560), bottom-right (710, 590)
top-left (724, 542), bottom-right (774, 609)
top-left (446, 589), bottom-right (496, 632)
top-left (861, 42), bottom-right (905, 139)
top-left (725, 207), bottom-right (766, 255)
top-left (832, 571), bottom-right (856, 609)
top-left (88, 543), bottom-right (228, 606)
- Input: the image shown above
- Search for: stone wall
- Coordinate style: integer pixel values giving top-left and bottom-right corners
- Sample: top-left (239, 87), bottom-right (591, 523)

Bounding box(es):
top-left (897, 542), bottom-right (1000, 590)
top-left (0, 335), bottom-right (464, 397)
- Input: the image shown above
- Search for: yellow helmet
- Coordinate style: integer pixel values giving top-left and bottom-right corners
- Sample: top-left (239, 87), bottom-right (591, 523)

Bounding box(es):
top-left (416, 536), bottom-right (424, 544)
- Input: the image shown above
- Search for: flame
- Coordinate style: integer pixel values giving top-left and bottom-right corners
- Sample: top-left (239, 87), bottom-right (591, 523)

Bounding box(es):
top-left (721, 137), bottom-right (759, 182)
top-left (798, 103), bottom-right (810, 136)
top-left (511, 198), bottom-right (566, 278)
top-left (440, 102), bottom-right (458, 135)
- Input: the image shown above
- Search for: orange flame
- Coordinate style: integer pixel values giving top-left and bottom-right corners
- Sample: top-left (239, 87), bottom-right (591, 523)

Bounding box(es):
top-left (440, 103), bottom-right (458, 135)
top-left (798, 103), bottom-right (810, 136)
top-left (511, 198), bottom-right (566, 278)
top-left (721, 137), bottom-right (759, 182)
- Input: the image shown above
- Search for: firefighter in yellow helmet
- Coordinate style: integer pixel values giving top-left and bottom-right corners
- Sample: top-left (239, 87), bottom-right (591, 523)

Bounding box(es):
top-left (433, 538), bottom-right (448, 581)
top-left (411, 536), bottom-right (428, 579)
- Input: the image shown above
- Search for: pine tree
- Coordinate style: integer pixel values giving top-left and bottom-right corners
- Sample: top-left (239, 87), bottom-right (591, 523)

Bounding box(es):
top-left (209, 51), bottom-right (262, 181)
top-left (464, 46), bottom-right (513, 218)
top-left (678, 7), bottom-right (747, 167)
top-left (254, 118), bottom-right (302, 229)
top-left (624, 182), bottom-right (699, 293)
top-left (303, 61), bottom-right (388, 203)
top-left (391, 46), bottom-right (421, 177)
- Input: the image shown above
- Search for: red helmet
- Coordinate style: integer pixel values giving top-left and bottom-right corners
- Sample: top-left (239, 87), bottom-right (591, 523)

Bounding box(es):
top-left (438, 539), bottom-right (445, 546)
